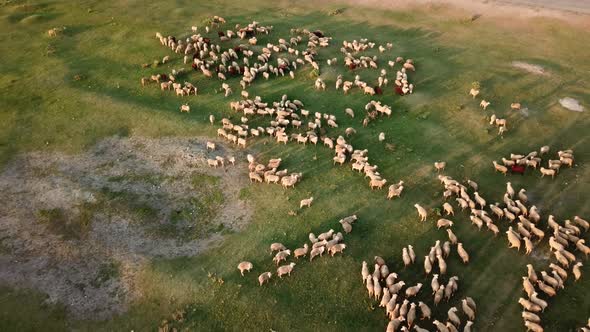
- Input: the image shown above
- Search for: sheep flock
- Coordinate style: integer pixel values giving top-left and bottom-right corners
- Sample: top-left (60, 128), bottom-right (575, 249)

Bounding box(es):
top-left (142, 15), bottom-right (586, 332)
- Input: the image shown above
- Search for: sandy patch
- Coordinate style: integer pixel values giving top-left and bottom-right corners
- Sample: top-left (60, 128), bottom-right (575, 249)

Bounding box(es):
top-left (512, 61), bottom-right (548, 76)
top-left (559, 97), bottom-right (585, 112)
top-left (0, 136), bottom-right (251, 319)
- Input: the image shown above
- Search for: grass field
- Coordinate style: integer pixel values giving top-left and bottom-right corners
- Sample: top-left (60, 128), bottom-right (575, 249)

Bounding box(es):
top-left (0, 0), bottom-right (589, 331)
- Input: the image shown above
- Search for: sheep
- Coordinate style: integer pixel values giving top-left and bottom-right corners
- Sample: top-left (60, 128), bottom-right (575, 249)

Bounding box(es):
top-left (447, 229), bottom-right (458, 245)
top-left (469, 88), bottom-right (480, 98)
top-left (180, 104), bottom-right (190, 112)
top-left (207, 159), bottom-right (220, 168)
top-left (273, 250), bottom-right (291, 266)
top-left (249, 172), bottom-right (263, 183)
top-left (309, 246), bottom-right (325, 261)
top-left (437, 254), bottom-right (447, 275)
top-left (522, 311), bottom-right (541, 324)
top-left (473, 192), bottom-right (486, 209)
top-left (416, 301), bottom-right (431, 321)
top-left (402, 248), bottom-right (412, 267)
top-left (373, 276), bottom-right (383, 300)
top-left (344, 108), bottom-right (355, 118)
top-left (294, 244), bottom-right (309, 259)
top-left (524, 321), bottom-right (544, 332)
top-left (576, 239), bottom-right (590, 257)
top-left (530, 293), bottom-right (548, 312)
top-left (461, 299), bottom-right (476, 321)
top-left (457, 243), bottom-right (469, 264)
top-left (206, 141), bottom-right (216, 151)
top-left (550, 263), bottom-right (568, 280)
top-left (379, 132), bottom-right (385, 142)
top-left (434, 285), bottom-right (445, 306)
top-left (405, 283), bottom-right (423, 298)
top-left (506, 228), bottom-right (522, 250)
top-left (329, 243), bottom-right (347, 256)
top-left (389, 281), bottom-right (406, 295)
top-left (432, 319), bottom-right (449, 332)
top-left (414, 204), bottom-right (428, 222)
top-left (573, 262), bottom-right (583, 281)
top-left (447, 307), bottom-right (461, 327)
top-left (270, 243), bottom-right (287, 254)
top-left (424, 256), bottom-right (433, 275)
top-left (386, 318), bottom-right (405, 332)
top-left (574, 216), bottom-right (590, 231)
top-left (370, 178), bottom-right (387, 190)
top-left (537, 280), bottom-right (556, 297)
top-left (407, 303), bottom-right (417, 328)
top-left (277, 262), bottom-right (296, 278)
top-left (519, 298), bottom-right (542, 312)
top-left (237, 261), bottom-right (253, 276)
top-left (524, 237), bottom-right (534, 255)
top-left (437, 218), bottom-right (454, 229)
top-left (387, 184), bottom-right (404, 199)
top-left (442, 203), bottom-right (454, 216)
top-left (540, 167), bottom-right (556, 178)
top-left (258, 272), bottom-right (272, 286)
top-left (480, 100), bottom-right (491, 110)
top-left (493, 161), bottom-right (508, 175)
top-left (434, 161), bottom-right (446, 172)
top-left (511, 102), bottom-right (521, 110)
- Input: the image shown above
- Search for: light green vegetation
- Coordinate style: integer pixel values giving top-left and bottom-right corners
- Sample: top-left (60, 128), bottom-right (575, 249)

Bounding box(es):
top-left (0, 0), bottom-right (589, 331)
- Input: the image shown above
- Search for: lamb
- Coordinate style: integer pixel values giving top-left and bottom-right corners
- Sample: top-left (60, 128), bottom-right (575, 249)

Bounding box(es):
top-left (237, 261), bottom-right (253, 276)
top-left (180, 104), bottom-right (190, 113)
top-left (294, 244), bottom-right (309, 259)
top-left (300, 197), bottom-right (314, 209)
top-left (258, 271), bottom-right (272, 286)
top-left (434, 161), bottom-right (446, 172)
top-left (414, 204), bottom-right (428, 222)
top-left (437, 218), bottom-right (454, 229)
top-left (457, 243), bottom-right (469, 264)
top-left (276, 263), bottom-right (296, 277)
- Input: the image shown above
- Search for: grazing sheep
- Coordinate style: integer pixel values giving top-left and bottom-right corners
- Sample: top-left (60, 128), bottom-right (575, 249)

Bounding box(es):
top-left (207, 159), bottom-right (220, 168)
top-left (206, 141), bottom-right (216, 151)
top-left (493, 161), bottom-right (508, 175)
top-left (258, 272), bottom-right (272, 286)
top-left (469, 88), bottom-right (479, 98)
top-left (300, 197), bottom-right (314, 209)
top-left (415, 204), bottom-right (428, 222)
top-left (379, 132), bottom-right (385, 142)
top-left (480, 100), bottom-right (491, 110)
top-left (511, 103), bottom-right (521, 110)
top-left (277, 263), bottom-right (296, 278)
top-left (370, 178), bottom-right (387, 190)
top-left (443, 203), bottom-right (454, 216)
top-left (273, 250), bottom-right (291, 266)
top-left (237, 261), bottom-right (253, 276)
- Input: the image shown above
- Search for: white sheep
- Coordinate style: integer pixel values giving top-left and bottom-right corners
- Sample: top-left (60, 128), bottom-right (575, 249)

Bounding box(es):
top-left (276, 263), bottom-right (296, 277)
top-left (414, 204), bottom-right (427, 222)
top-left (457, 243), bottom-right (469, 264)
top-left (237, 261), bottom-right (253, 276)
top-left (294, 244), bottom-right (309, 259)
top-left (258, 272), bottom-right (272, 286)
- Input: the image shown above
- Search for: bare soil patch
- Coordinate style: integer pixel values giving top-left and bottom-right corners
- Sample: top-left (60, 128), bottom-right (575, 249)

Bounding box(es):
top-left (0, 136), bottom-right (251, 319)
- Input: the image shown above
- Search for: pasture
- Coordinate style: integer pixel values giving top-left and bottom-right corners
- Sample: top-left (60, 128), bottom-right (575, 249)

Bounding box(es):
top-left (0, 0), bottom-right (589, 331)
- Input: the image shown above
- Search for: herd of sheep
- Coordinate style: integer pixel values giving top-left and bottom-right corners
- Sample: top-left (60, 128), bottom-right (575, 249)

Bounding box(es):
top-left (142, 15), bottom-right (587, 332)
top-left (363, 240), bottom-right (477, 332)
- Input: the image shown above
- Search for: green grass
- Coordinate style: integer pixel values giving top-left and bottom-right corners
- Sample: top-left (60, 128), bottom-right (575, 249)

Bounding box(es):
top-left (0, 0), bottom-right (589, 331)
